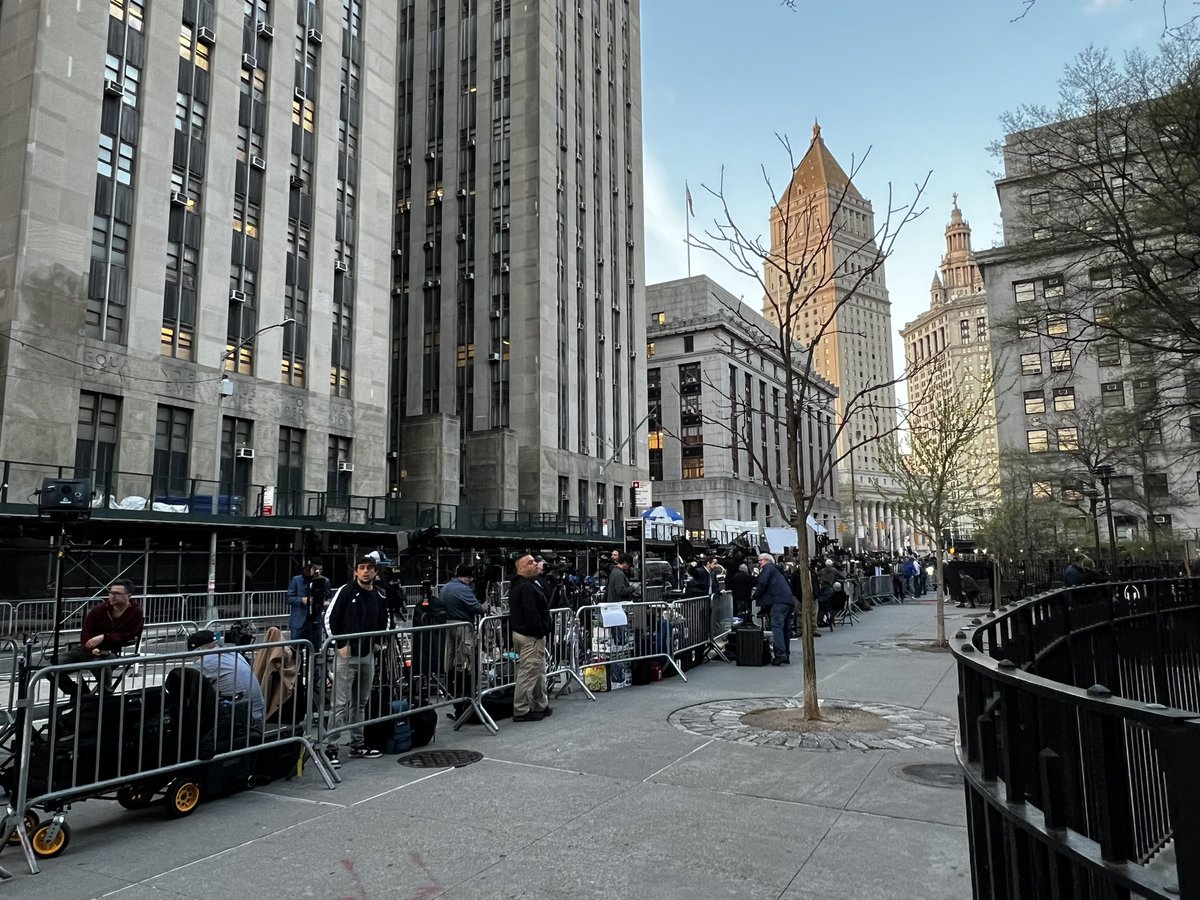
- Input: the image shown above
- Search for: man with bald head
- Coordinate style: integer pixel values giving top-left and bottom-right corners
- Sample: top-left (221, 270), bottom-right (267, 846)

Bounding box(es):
top-left (508, 554), bottom-right (553, 721)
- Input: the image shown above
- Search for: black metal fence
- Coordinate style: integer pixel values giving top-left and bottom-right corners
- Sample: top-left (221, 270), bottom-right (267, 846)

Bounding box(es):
top-left (953, 578), bottom-right (1200, 899)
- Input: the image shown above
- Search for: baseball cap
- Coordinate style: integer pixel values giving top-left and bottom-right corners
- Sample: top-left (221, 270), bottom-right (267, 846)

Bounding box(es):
top-left (355, 555), bottom-right (378, 568)
top-left (187, 630), bottom-right (216, 651)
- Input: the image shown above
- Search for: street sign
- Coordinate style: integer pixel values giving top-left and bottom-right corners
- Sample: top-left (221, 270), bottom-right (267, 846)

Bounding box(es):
top-left (262, 485), bottom-right (275, 516)
top-left (632, 482), bottom-right (651, 510)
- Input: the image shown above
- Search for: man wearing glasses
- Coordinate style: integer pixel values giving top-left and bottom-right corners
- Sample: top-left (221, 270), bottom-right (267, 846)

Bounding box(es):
top-left (57, 578), bottom-right (144, 697)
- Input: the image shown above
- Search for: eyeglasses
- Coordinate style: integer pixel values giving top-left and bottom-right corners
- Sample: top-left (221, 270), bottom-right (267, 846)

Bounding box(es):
top-left (109, 589), bottom-right (129, 597)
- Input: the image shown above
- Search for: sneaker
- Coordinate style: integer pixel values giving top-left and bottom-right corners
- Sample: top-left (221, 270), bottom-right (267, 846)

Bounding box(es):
top-left (512, 711), bottom-right (544, 722)
top-left (348, 744), bottom-right (383, 759)
top-left (535, 707), bottom-right (553, 717)
top-left (325, 748), bottom-right (342, 770)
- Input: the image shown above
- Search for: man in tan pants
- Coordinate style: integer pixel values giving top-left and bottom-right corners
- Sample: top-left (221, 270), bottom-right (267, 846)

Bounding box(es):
top-left (508, 554), bottom-right (552, 722)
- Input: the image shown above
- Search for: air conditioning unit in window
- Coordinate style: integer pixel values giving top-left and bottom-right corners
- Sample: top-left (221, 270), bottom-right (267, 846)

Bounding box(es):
top-left (422, 280), bottom-right (434, 288)
top-left (501, 263), bottom-right (510, 273)
top-left (487, 352), bottom-right (501, 362)
top-left (490, 309), bottom-right (501, 319)
top-left (627, 278), bottom-right (635, 287)
top-left (197, 26), bottom-right (216, 45)
top-left (425, 148), bottom-right (436, 160)
top-left (289, 174), bottom-right (304, 188)
top-left (423, 240), bottom-right (434, 249)
top-left (307, 28), bottom-right (323, 44)
top-left (229, 289), bottom-right (248, 303)
top-left (294, 87), bottom-right (308, 102)
top-left (337, 461), bottom-right (354, 472)
top-left (464, 272), bottom-right (475, 281)
top-left (104, 79), bottom-right (126, 98)
top-left (250, 155), bottom-right (266, 170)
top-left (334, 259), bottom-right (349, 273)
top-left (242, 53), bottom-right (257, 70)
top-left (611, 301), bottom-right (620, 312)
top-left (235, 447), bottom-right (255, 459)
top-left (576, 280), bottom-right (583, 289)
top-left (614, 342), bottom-right (622, 350)
top-left (456, 232), bottom-right (466, 242)
top-left (1153, 515), bottom-right (1167, 524)
top-left (170, 191), bottom-right (190, 207)
top-left (501, 221), bottom-right (510, 231)
top-left (255, 21), bottom-right (274, 39)
top-left (456, 188), bottom-right (467, 198)
top-left (598, 334), bottom-right (606, 343)
top-left (598, 258), bottom-right (605, 266)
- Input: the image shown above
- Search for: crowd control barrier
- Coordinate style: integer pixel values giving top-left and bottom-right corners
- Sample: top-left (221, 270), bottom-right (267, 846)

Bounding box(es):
top-left (473, 608), bottom-right (596, 731)
top-left (0, 638), bottom-right (333, 874)
top-left (576, 600), bottom-right (689, 685)
top-left (671, 593), bottom-right (732, 662)
top-left (316, 621), bottom-right (491, 777)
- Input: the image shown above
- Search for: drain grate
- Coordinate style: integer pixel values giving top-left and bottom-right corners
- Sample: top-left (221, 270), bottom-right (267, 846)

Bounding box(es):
top-left (398, 749), bottom-right (484, 769)
top-left (892, 763), bottom-right (963, 789)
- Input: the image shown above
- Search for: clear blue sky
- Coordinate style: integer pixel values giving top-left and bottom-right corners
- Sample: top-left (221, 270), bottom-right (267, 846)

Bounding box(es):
top-left (640, 0), bottom-right (1191, 374)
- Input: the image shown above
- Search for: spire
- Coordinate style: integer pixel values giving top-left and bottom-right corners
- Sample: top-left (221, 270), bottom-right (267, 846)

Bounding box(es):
top-left (785, 123), bottom-right (860, 199)
top-left (812, 119), bottom-right (821, 142)
top-left (938, 194), bottom-right (982, 293)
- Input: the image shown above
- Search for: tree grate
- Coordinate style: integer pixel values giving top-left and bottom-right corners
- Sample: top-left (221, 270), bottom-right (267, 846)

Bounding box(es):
top-left (398, 749), bottom-right (484, 769)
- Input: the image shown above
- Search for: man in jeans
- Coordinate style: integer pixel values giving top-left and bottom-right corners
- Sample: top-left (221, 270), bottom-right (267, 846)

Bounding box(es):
top-left (508, 554), bottom-right (553, 722)
top-left (322, 556), bottom-right (388, 768)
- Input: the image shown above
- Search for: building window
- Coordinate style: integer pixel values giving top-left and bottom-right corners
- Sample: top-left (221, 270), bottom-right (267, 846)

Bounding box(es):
top-left (1043, 275), bottom-right (1064, 301)
top-left (1049, 348), bottom-right (1072, 372)
top-left (646, 341), bottom-right (655, 358)
top-left (976, 316), bottom-right (987, 342)
top-left (1190, 416), bottom-right (1200, 443)
top-left (1030, 191), bottom-right (1050, 218)
top-left (1139, 420), bottom-right (1164, 445)
top-left (1032, 480), bottom-right (1053, 499)
top-left (1046, 313), bottom-right (1068, 336)
top-left (1102, 381), bottom-right (1125, 407)
top-left (1021, 353), bottom-right (1042, 376)
top-left (1027, 429), bottom-right (1049, 453)
top-left (326, 435), bottom-right (352, 506)
top-left (1052, 386), bottom-right (1075, 412)
top-left (1023, 390), bottom-right (1045, 415)
top-left (651, 311), bottom-right (665, 325)
top-left (1057, 427), bottom-right (1079, 451)
top-left (959, 319), bottom-right (971, 344)
top-left (1013, 281), bottom-right (1036, 303)
top-left (681, 456), bottom-right (704, 479)
top-left (683, 498), bottom-right (703, 534)
top-left (153, 405), bottom-right (192, 497)
top-left (1096, 340), bottom-right (1121, 366)
top-left (683, 335), bottom-right (694, 353)
top-left (1144, 473), bottom-right (1169, 499)
top-left (75, 392), bottom-right (121, 491)
top-left (277, 426), bottom-right (305, 517)
top-left (1132, 378), bottom-right (1157, 406)
top-left (1017, 316), bottom-right (1037, 338)
top-left (1089, 267), bottom-right (1114, 289)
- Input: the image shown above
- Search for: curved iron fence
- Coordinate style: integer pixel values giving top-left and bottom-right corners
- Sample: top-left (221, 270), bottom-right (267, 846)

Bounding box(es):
top-left (952, 578), bottom-right (1200, 899)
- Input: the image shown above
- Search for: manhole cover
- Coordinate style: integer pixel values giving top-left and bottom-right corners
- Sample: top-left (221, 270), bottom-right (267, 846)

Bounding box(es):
top-left (398, 749), bottom-right (484, 768)
top-left (892, 763), bottom-right (962, 789)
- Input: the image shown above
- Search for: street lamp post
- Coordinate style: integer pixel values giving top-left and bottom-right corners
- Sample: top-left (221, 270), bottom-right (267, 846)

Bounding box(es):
top-left (206, 318), bottom-right (295, 615)
top-left (1094, 463), bottom-right (1118, 573)
top-left (1081, 485), bottom-right (1102, 564)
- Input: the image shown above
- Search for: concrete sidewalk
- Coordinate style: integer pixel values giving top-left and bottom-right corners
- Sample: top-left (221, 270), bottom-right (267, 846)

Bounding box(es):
top-left (3, 599), bottom-right (976, 900)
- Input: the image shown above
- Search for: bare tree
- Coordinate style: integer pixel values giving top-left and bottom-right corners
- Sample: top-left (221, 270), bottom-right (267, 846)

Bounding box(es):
top-left (993, 35), bottom-right (1200, 421)
top-left (877, 366), bottom-right (998, 646)
top-left (686, 134), bottom-right (931, 719)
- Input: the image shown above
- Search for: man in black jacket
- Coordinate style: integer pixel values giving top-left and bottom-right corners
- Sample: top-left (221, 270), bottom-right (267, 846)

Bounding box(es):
top-left (322, 556), bottom-right (388, 768)
top-left (508, 554), bottom-right (553, 722)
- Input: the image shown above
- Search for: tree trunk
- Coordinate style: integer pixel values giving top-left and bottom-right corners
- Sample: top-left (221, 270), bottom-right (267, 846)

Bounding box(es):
top-left (934, 553), bottom-right (946, 648)
top-left (794, 535), bottom-right (821, 720)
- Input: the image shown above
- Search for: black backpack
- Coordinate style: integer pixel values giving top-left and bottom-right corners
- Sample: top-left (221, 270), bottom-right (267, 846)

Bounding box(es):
top-left (412, 588), bottom-right (447, 626)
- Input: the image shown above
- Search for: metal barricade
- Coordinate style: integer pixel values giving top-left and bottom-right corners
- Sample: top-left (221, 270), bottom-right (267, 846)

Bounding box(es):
top-left (246, 590), bottom-right (288, 618)
top-left (316, 622), bottom-right (491, 779)
top-left (858, 574), bottom-right (896, 605)
top-left (0, 603), bottom-right (13, 637)
top-left (472, 609), bottom-right (595, 731)
top-left (576, 600), bottom-right (689, 685)
top-left (671, 593), bottom-right (732, 662)
top-left (137, 594), bottom-right (190, 625)
top-left (3, 638), bottom-right (333, 873)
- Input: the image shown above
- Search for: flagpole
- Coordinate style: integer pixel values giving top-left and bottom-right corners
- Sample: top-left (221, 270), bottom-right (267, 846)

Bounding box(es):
top-left (685, 181), bottom-right (692, 278)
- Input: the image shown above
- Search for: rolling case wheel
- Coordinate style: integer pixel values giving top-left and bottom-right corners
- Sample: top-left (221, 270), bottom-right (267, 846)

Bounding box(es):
top-left (164, 778), bottom-right (202, 818)
top-left (30, 821), bottom-right (70, 859)
top-left (6, 810), bottom-right (40, 846)
top-left (117, 784), bottom-right (157, 810)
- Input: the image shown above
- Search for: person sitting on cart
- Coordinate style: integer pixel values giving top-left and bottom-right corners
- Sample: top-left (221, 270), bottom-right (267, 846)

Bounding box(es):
top-left (56, 578), bottom-right (144, 699)
top-left (187, 630), bottom-right (265, 726)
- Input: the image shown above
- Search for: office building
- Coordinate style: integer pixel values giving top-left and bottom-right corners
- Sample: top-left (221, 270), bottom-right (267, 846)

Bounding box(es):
top-left (646, 275), bottom-right (839, 544)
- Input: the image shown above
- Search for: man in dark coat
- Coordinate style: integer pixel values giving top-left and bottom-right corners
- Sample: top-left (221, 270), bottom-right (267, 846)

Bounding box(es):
top-left (508, 554), bottom-right (553, 722)
top-left (753, 553), bottom-right (795, 665)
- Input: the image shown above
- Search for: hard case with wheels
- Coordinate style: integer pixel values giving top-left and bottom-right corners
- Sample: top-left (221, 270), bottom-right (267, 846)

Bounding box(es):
top-left (734, 626), bottom-right (770, 667)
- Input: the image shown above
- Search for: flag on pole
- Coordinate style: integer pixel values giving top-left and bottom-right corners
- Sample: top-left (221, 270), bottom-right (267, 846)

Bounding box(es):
top-left (685, 182), bottom-right (695, 217)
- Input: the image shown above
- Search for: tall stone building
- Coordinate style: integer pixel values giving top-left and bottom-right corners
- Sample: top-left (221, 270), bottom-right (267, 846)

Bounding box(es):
top-left (763, 124), bottom-right (903, 551)
top-left (900, 196), bottom-right (999, 544)
top-left (0, 0), bottom-right (645, 522)
top-left (645, 275), bottom-right (839, 544)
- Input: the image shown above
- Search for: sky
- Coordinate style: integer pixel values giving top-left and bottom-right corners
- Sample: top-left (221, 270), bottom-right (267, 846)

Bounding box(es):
top-left (639, 0), bottom-right (1194, 379)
